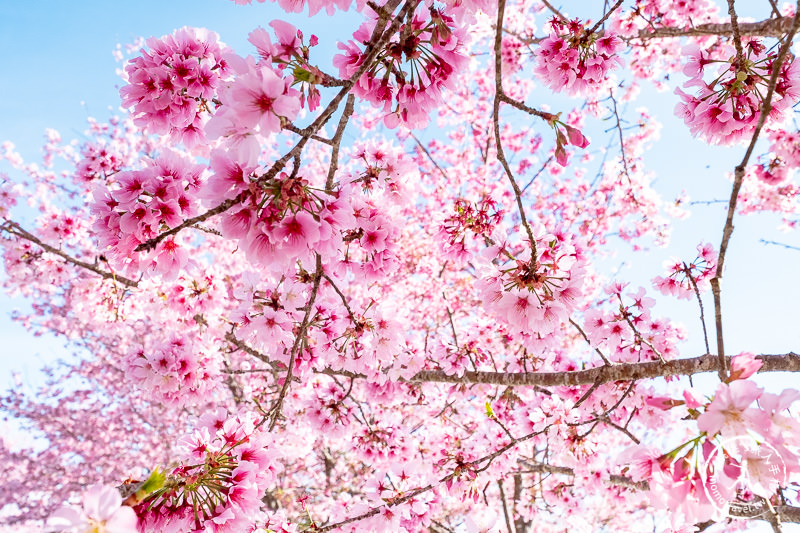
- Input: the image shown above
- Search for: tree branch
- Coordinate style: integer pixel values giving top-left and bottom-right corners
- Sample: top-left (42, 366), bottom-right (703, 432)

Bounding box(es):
top-left (494, 0), bottom-right (538, 259)
top-left (3, 221), bottom-right (138, 288)
top-left (317, 352), bottom-right (800, 388)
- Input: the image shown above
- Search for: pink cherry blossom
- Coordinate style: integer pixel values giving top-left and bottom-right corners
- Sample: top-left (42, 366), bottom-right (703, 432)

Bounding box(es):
top-left (48, 484), bottom-right (138, 533)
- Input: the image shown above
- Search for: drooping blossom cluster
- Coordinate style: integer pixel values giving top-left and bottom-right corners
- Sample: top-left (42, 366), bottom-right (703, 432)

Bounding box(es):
top-left (120, 27), bottom-right (231, 147)
top-left (675, 40), bottom-right (800, 145)
top-left (546, 112), bottom-right (590, 166)
top-left (652, 242), bottom-right (717, 300)
top-left (91, 150), bottom-right (204, 279)
top-left (334, 7), bottom-right (468, 128)
top-left (475, 229), bottom-right (585, 338)
top-left (534, 17), bottom-right (623, 97)
top-left (134, 409), bottom-right (280, 533)
top-left (203, 150), bottom-right (347, 272)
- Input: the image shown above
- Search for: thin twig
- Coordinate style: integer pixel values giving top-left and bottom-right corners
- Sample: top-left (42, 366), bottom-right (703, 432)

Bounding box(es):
top-left (268, 255), bottom-right (324, 430)
top-left (493, 0), bottom-right (538, 259)
top-left (761, 238), bottom-right (800, 251)
top-left (588, 0), bottom-right (624, 35)
top-left (323, 273), bottom-right (356, 322)
top-left (410, 132), bottom-right (451, 180)
top-left (540, 0), bottom-right (568, 22)
top-left (685, 269), bottom-right (711, 355)
top-left (326, 94), bottom-right (356, 190)
top-left (282, 122), bottom-right (333, 145)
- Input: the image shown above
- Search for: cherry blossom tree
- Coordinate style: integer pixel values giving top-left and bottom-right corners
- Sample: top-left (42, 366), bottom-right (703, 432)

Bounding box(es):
top-left (3, 0), bottom-right (800, 531)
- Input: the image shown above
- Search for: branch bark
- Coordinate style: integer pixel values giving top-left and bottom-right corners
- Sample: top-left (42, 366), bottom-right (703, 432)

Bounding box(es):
top-left (319, 352), bottom-right (800, 388)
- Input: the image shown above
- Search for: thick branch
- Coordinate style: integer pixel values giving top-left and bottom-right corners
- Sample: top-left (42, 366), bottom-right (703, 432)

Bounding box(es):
top-left (319, 352), bottom-right (800, 388)
top-left (635, 15), bottom-right (798, 39)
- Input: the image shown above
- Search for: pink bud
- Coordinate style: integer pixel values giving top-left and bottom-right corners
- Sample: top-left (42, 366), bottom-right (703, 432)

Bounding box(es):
top-left (564, 125), bottom-right (589, 148)
top-left (682, 387), bottom-right (703, 409)
top-left (554, 143), bottom-right (568, 167)
top-left (645, 396), bottom-right (684, 410)
top-left (729, 352), bottom-right (762, 381)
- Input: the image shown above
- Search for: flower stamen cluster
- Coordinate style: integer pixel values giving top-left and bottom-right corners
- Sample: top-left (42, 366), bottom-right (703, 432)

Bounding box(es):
top-left (334, 6), bottom-right (468, 128)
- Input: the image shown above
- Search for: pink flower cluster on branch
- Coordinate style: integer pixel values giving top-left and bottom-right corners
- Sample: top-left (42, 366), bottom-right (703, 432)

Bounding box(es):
top-left (476, 227), bottom-right (585, 338)
top-left (534, 17), bottom-right (623, 97)
top-left (133, 409), bottom-right (280, 532)
top-left (653, 242), bottom-right (717, 300)
top-left (91, 150), bottom-right (204, 279)
top-left (334, 6), bottom-right (468, 128)
top-left (624, 366), bottom-right (800, 524)
top-left (675, 40), bottom-right (800, 145)
top-left (120, 28), bottom-right (231, 147)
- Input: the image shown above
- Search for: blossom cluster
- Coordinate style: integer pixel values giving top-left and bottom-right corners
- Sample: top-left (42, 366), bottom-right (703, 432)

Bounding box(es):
top-left (675, 40), bottom-right (800, 145)
top-left (91, 150), bottom-right (204, 279)
top-left (334, 7), bottom-right (468, 128)
top-left (120, 27), bottom-right (231, 147)
top-left (135, 410), bottom-right (280, 532)
top-left (204, 150), bottom-right (349, 273)
top-left (126, 333), bottom-right (220, 407)
top-left (623, 355), bottom-right (799, 524)
top-left (533, 17), bottom-right (623, 97)
top-left (476, 230), bottom-right (585, 338)
top-left (652, 242), bottom-right (717, 300)
top-left (436, 196), bottom-right (504, 263)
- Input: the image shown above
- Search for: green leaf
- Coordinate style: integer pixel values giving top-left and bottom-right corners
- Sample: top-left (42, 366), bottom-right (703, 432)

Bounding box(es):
top-left (138, 468), bottom-right (166, 497)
